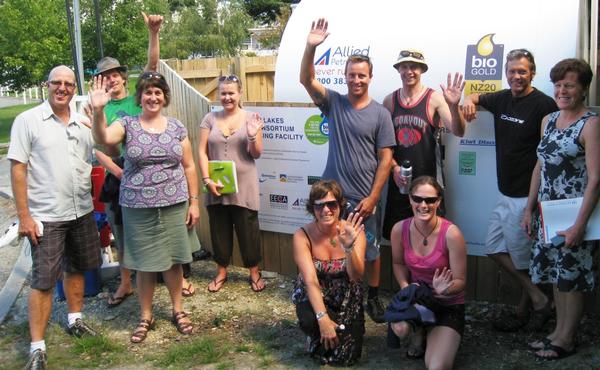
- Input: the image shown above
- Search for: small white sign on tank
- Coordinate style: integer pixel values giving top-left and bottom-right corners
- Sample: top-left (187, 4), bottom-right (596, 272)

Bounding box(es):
top-left (274, 0), bottom-right (580, 255)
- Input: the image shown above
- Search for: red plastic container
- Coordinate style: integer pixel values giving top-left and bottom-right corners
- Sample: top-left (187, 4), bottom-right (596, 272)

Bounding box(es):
top-left (91, 166), bottom-right (105, 212)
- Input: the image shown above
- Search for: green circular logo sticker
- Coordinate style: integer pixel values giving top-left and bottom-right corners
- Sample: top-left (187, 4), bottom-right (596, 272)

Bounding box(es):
top-left (304, 115), bottom-right (329, 145)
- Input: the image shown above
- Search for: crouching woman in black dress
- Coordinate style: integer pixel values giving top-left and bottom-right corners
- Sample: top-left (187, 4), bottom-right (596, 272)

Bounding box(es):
top-left (291, 180), bottom-right (366, 366)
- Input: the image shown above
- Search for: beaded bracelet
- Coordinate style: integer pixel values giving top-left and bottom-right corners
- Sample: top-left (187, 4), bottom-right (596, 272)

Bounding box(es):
top-left (342, 240), bottom-right (356, 253)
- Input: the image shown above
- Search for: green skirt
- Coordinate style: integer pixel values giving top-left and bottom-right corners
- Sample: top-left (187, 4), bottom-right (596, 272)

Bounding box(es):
top-left (122, 201), bottom-right (201, 272)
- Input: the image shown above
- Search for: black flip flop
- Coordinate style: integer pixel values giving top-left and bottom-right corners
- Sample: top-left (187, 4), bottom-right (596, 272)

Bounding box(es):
top-left (182, 282), bottom-right (196, 297)
top-left (249, 273), bottom-right (265, 292)
top-left (207, 277), bottom-right (227, 293)
top-left (528, 337), bottom-right (551, 351)
top-left (107, 291), bottom-right (133, 308)
top-left (534, 343), bottom-right (576, 361)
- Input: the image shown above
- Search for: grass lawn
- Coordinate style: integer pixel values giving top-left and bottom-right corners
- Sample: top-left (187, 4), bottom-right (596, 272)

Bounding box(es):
top-left (128, 76), bottom-right (138, 95)
top-left (0, 103), bottom-right (38, 143)
top-left (0, 75), bottom-right (140, 144)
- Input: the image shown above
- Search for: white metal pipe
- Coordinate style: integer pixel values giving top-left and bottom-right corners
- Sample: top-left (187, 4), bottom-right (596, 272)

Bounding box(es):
top-left (73, 0), bottom-right (85, 94)
top-left (590, 0), bottom-right (598, 105)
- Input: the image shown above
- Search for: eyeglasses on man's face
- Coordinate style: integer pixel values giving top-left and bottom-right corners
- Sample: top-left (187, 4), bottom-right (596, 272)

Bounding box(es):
top-left (48, 80), bottom-right (76, 90)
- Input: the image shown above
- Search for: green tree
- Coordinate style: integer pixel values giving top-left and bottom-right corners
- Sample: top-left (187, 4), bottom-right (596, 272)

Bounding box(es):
top-left (167, 0), bottom-right (196, 12)
top-left (161, 0), bottom-right (252, 58)
top-left (242, 0), bottom-right (292, 24)
top-left (81, 0), bottom-right (169, 71)
top-left (160, 6), bottom-right (206, 59)
top-left (0, 0), bottom-right (71, 90)
top-left (256, 3), bottom-right (291, 50)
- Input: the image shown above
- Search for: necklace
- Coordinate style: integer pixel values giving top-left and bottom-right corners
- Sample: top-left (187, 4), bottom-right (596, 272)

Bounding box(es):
top-left (413, 216), bottom-right (439, 246)
top-left (316, 222), bottom-right (338, 247)
top-left (401, 86), bottom-right (424, 105)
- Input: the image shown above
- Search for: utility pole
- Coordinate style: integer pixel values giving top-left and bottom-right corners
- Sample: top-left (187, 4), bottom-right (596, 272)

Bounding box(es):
top-left (93, 0), bottom-right (104, 59)
top-left (73, 0), bottom-right (85, 94)
top-left (64, 0), bottom-right (85, 94)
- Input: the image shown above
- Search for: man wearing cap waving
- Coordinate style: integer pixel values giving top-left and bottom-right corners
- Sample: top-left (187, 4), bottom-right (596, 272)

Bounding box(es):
top-left (92, 12), bottom-right (165, 307)
top-left (382, 50), bottom-right (466, 239)
top-left (300, 18), bottom-right (395, 324)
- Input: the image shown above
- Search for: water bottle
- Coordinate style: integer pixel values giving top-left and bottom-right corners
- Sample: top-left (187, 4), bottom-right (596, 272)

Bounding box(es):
top-left (398, 160), bottom-right (412, 195)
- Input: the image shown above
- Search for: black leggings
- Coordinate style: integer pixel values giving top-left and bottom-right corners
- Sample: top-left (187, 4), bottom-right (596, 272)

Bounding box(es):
top-left (207, 204), bottom-right (261, 268)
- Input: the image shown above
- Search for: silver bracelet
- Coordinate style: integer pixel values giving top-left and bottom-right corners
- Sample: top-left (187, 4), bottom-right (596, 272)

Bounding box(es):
top-left (342, 239), bottom-right (356, 253)
top-left (315, 311), bottom-right (327, 320)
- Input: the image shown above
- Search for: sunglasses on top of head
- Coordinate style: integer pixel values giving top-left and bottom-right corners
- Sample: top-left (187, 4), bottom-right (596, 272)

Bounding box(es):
top-left (409, 194), bottom-right (439, 205)
top-left (140, 72), bottom-right (164, 80)
top-left (219, 75), bottom-right (240, 82)
top-left (399, 50), bottom-right (424, 60)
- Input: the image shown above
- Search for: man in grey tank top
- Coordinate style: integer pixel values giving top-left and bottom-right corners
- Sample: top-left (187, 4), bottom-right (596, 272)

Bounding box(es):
top-left (300, 18), bottom-right (395, 323)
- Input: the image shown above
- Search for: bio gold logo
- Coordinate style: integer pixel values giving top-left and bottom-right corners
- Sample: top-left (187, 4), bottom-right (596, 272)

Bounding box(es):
top-left (464, 34), bottom-right (504, 97)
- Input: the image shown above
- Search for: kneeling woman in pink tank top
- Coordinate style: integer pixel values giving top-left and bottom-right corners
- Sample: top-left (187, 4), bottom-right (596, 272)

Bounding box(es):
top-left (389, 175), bottom-right (467, 369)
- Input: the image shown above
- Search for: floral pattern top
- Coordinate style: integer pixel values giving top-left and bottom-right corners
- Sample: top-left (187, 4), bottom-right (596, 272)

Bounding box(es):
top-left (536, 110), bottom-right (596, 201)
top-left (292, 257), bottom-right (362, 310)
top-left (120, 115), bottom-right (189, 208)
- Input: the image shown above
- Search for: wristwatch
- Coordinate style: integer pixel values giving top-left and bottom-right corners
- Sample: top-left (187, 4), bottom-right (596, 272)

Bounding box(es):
top-left (315, 311), bottom-right (327, 320)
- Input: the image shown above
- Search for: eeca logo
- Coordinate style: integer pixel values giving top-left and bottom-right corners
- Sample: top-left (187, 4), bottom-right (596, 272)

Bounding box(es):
top-left (464, 34), bottom-right (504, 97)
top-left (269, 194), bottom-right (289, 210)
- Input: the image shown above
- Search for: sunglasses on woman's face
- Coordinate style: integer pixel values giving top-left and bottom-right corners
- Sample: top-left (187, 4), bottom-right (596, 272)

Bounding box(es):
top-left (313, 200), bottom-right (339, 211)
top-left (409, 195), bottom-right (439, 205)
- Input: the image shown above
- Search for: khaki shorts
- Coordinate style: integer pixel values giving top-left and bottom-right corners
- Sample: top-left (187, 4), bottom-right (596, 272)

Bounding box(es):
top-left (485, 195), bottom-right (532, 270)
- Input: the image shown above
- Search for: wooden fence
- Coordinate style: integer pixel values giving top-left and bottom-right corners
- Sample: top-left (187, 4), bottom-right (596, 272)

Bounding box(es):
top-left (158, 61), bottom-right (212, 249)
top-left (159, 58), bottom-right (600, 310)
top-left (164, 56), bottom-right (276, 103)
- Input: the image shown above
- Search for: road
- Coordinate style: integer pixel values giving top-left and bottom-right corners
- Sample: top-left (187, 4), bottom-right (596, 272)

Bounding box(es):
top-left (0, 96), bottom-right (40, 108)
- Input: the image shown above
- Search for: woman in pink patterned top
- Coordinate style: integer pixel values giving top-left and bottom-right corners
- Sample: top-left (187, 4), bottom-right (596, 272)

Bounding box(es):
top-left (389, 176), bottom-right (467, 369)
top-left (90, 72), bottom-right (200, 343)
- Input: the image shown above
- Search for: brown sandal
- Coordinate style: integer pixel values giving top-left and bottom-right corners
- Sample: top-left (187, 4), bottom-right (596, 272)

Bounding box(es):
top-left (172, 311), bottom-right (193, 335)
top-left (130, 318), bottom-right (155, 343)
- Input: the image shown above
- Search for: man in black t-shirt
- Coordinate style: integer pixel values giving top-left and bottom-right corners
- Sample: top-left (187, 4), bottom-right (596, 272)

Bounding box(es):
top-left (463, 49), bottom-right (557, 332)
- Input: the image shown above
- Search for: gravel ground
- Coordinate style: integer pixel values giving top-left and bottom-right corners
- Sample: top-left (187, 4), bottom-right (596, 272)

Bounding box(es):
top-left (1, 166), bottom-right (600, 368)
top-left (2, 256), bottom-right (600, 369)
top-left (0, 197), bottom-right (19, 291)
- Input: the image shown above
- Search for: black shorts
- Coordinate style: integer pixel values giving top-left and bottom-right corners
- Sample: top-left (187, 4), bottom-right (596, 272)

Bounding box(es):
top-left (436, 303), bottom-right (465, 336)
top-left (30, 212), bottom-right (102, 290)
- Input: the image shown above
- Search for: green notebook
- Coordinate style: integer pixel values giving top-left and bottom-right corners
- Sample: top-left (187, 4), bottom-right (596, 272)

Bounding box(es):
top-left (202, 160), bottom-right (238, 194)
